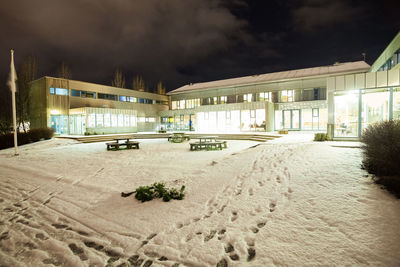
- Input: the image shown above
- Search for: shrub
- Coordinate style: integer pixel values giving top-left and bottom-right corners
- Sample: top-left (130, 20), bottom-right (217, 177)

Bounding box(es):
top-left (361, 120), bottom-right (400, 176)
top-left (39, 127), bottom-right (54, 140)
top-left (0, 127), bottom-right (54, 150)
top-left (134, 182), bottom-right (185, 202)
top-left (29, 128), bottom-right (42, 142)
top-left (314, 133), bottom-right (327, 141)
top-left (361, 120), bottom-right (400, 197)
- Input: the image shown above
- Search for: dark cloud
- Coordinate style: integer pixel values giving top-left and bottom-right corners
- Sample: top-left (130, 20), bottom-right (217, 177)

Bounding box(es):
top-left (0, 0), bottom-right (398, 98)
top-left (0, 0), bottom-right (250, 89)
top-left (291, 0), bottom-right (364, 32)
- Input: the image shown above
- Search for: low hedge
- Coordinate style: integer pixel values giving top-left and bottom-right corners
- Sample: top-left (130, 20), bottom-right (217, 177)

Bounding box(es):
top-left (0, 127), bottom-right (54, 150)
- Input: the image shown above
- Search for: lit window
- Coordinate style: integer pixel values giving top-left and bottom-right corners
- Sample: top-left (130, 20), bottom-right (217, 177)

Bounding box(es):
top-left (220, 96), bottom-right (227, 104)
top-left (50, 87), bottom-right (55, 94)
top-left (172, 101), bottom-right (177, 110)
top-left (138, 117), bottom-right (146, 122)
top-left (55, 88), bottom-right (69, 96)
top-left (179, 100), bottom-right (185, 109)
top-left (148, 117), bottom-right (155, 122)
top-left (119, 96), bottom-right (126, 102)
top-left (213, 97), bottom-right (218, 104)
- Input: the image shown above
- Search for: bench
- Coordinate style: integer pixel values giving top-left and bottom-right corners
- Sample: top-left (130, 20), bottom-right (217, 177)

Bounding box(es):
top-left (106, 141), bottom-right (139, 150)
top-left (189, 141), bottom-right (227, 151)
top-left (168, 134), bottom-right (190, 143)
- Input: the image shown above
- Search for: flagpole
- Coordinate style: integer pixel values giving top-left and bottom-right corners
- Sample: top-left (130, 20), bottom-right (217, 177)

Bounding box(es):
top-left (10, 49), bottom-right (18, 156)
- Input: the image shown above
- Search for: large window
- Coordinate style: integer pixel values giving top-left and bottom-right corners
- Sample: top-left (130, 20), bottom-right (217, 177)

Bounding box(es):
top-left (50, 87), bottom-right (69, 96)
top-left (334, 92), bottom-right (359, 137)
top-left (394, 88), bottom-right (400, 120)
top-left (259, 92), bottom-right (271, 101)
top-left (243, 93), bottom-right (253, 103)
top-left (361, 89), bottom-right (389, 130)
top-left (280, 90), bottom-right (293, 102)
top-left (98, 93), bottom-right (117, 101)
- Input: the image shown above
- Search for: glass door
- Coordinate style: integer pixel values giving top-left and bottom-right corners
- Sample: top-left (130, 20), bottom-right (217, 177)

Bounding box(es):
top-left (283, 110), bottom-right (300, 130)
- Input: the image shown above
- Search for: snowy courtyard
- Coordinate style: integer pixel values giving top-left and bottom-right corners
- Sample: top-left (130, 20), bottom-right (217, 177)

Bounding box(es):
top-left (0, 134), bottom-right (399, 266)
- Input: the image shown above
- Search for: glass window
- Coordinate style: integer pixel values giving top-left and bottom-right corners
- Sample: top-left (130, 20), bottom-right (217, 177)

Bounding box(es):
top-left (213, 97), bottom-right (218, 105)
top-left (334, 92), bottom-right (359, 137)
top-left (255, 109), bottom-right (266, 131)
top-left (130, 116), bottom-right (137, 127)
top-left (220, 96), bottom-right (227, 104)
top-left (275, 110), bottom-right (283, 130)
top-left (393, 88), bottom-right (400, 120)
top-left (302, 109), bottom-right (313, 130)
top-left (361, 89), bottom-right (389, 130)
top-left (71, 89), bottom-right (81, 97)
top-left (98, 93), bottom-right (117, 101)
top-left (88, 114), bottom-right (96, 128)
top-left (243, 93), bottom-right (252, 103)
top-left (179, 100), bottom-right (185, 109)
top-left (50, 87), bottom-right (55, 94)
top-left (117, 114), bottom-right (124, 127)
top-left (104, 113), bottom-right (111, 127)
top-left (280, 90), bottom-right (293, 102)
top-left (138, 117), bottom-right (146, 122)
top-left (111, 114), bottom-right (118, 127)
top-left (124, 115), bottom-right (130, 126)
top-left (55, 88), bottom-right (69, 96)
top-left (119, 96), bottom-right (126, 102)
top-left (96, 113), bottom-right (104, 127)
top-left (172, 101), bottom-right (177, 110)
top-left (148, 117), bottom-right (156, 122)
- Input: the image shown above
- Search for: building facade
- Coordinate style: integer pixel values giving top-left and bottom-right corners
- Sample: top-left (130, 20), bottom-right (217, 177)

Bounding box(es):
top-left (29, 77), bottom-right (168, 135)
top-left (161, 61), bottom-right (370, 136)
top-left (29, 32), bottom-right (400, 139)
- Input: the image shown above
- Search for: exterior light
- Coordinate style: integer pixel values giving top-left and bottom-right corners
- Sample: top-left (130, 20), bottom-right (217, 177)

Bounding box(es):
top-left (50, 109), bottom-right (60, 115)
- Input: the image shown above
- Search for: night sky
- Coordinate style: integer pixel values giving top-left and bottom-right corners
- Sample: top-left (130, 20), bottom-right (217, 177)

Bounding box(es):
top-left (0, 0), bottom-right (399, 94)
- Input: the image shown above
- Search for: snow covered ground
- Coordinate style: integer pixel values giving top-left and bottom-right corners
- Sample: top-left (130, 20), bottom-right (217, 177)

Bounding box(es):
top-left (0, 134), bottom-right (399, 266)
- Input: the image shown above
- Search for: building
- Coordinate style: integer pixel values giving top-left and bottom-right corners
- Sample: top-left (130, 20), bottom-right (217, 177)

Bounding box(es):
top-left (29, 32), bottom-right (400, 139)
top-left (327, 32), bottom-right (400, 139)
top-left (29, 77), bottom-right (168, 135)
top-left (161, 61), bottom-right (370, 136)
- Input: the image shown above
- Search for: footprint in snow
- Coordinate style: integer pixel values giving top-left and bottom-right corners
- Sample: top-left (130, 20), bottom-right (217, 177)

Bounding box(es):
top-left (231, 211), bottom-right (238, 222)
top-left (269, 201), bottom-right (276, 212)
top-left (68, 243), bottom-right (88, 261)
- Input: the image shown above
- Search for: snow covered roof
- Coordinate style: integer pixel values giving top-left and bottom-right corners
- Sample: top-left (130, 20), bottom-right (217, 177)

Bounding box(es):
top-left (168, 61), bottom-right (370, 95)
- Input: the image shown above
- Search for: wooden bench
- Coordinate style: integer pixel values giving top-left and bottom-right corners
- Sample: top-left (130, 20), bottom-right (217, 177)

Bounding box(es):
top-left (106, 141), bottom-right (139, 150)
top-left (168, 134), bottom-right (190, 143)
top-left (190, 141), bottom-right (227, 151)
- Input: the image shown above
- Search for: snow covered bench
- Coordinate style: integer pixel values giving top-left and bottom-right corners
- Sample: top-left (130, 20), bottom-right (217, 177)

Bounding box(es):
top-left (106, 141), bottom-right (139, 150)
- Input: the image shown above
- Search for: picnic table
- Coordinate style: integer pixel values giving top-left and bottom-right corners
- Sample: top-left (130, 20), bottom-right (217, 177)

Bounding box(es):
top-left (168, 132), bottom-right (190, 143)
top-left (190, 136), bottom-right (227, 151)
top-left (106, 136), bottom-right (139, 150)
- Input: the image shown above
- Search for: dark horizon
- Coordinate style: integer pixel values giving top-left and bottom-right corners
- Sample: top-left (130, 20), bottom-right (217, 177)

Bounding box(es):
top-left (0, 0), bottom-right (399, 94)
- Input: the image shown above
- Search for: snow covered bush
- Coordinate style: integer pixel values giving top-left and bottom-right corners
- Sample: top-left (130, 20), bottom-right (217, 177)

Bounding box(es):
top-left (135, 182), bottom-right (185, 202)
top-left (361, 120), bottom-right (400, 197)
top-left (314, 133), bottom-right (327, 141)
top-left (361, 120), bottom-right (400, 176)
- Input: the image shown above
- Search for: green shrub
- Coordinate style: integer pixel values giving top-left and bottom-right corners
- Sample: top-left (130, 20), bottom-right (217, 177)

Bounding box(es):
top-left (361, 120), bottom-right (400, 176)
top-left (314, 133), bottom-right (327, 141)
top-left (134, 182), bottom-right (185, 202)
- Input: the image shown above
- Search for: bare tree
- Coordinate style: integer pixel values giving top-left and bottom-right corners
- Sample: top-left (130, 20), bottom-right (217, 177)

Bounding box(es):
top-left (57, 61), bottom-right (72, 79)
top-left (112, 69), bottom-right (126, 88)
top-left (132, 75), bottom-right (145, 92)
top-left (17, 55), bottom-right (38, 132)
top-left (156, 81), bottom-right (166, 95)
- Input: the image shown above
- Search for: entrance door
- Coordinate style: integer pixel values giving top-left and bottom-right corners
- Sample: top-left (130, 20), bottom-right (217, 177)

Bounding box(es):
top-left (282, 110), bottom-right (300, 130)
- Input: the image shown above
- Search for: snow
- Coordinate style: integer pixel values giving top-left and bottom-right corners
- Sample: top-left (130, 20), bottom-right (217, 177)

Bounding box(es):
top-left (0, 134), bottom-right (399, 266)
